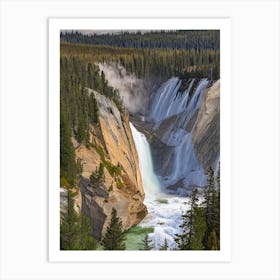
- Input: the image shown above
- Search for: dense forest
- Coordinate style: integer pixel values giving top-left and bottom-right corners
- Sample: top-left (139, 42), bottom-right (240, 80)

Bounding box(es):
top-left (60, 30), bottom-right (220, 50)
top-left (60, 57), bottom-right (124, 187)
top-left (60, 30), bottom-right (220, 81)
top-left (61, 42), bottom-right (220, 81)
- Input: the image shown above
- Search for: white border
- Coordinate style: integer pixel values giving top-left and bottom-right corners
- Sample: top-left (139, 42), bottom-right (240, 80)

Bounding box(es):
top-left (49, 18), bottom-right (231, 262)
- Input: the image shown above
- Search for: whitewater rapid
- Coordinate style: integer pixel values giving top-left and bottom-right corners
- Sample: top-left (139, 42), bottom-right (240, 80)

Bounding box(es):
top-left (130, 122), bottom-right (189, 250)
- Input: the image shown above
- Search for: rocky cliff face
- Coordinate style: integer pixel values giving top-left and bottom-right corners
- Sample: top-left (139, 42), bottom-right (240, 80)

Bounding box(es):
top-left (76, 90), bottom-right (147, 240)
top-left (192, 80), bottom-right (220, 170)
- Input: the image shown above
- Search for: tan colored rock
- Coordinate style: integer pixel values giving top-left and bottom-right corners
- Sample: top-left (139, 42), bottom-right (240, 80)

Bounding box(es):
top-left (76, 90), bottom-right (147, 240)
top-left (192, 80), bottom-right (220, 169)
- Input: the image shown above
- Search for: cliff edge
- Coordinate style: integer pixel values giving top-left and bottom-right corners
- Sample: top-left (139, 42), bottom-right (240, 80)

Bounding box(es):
top-left (76, 90), bottom-right (147, 240)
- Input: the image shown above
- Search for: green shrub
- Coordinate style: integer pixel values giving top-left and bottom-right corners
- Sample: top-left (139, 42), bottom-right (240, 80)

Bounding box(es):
top-left (60, 176), bottom-right (71, 188)
top-left (116, 177), bottom-right (124, 189)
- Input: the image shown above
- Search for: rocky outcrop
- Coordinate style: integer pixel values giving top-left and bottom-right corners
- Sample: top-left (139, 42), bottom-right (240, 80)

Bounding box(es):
top-left (76, 89), bottom-right (147, 240)
top-left (192, 80), bottom-right (220, 170)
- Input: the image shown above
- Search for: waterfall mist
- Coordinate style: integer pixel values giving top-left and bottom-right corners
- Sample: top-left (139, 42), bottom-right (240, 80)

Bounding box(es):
top-left (98, 63), bottom-right (148, 114)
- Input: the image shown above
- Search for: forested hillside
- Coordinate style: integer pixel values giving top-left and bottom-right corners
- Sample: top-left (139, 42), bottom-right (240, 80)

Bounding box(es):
top-left (60, 57), bottom-right (124, 187)
top-left (61, 30), bottom-right (220, 81)
top-left (60, 30), bottom-right (219, 50)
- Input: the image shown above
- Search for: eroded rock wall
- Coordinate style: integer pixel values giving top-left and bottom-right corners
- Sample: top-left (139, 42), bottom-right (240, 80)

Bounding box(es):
top-left (76, 90), bottom-right (147, 240)
top-left (192, 80), bottom-right (220, 170)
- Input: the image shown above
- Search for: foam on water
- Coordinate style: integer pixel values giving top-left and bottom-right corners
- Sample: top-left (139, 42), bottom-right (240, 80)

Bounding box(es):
top-left (139, 194), bottom-right (190, 250)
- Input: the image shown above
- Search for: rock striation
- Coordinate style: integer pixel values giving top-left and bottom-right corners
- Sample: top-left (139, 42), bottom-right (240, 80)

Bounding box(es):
top-left (76, 89), bottom-right (147, 240)
top-left (192, 80), bottom-right (220, 170)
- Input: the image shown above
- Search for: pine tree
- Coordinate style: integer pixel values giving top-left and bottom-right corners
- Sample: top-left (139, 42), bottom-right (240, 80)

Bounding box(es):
top-left (203, 167), bottom-right (219, 250)
top-left (89, 92), bottom-right (99, 124)
top-left (78, 214), bottom-right (98, 250)
top-left (90, 163), bottom-right (105, 185)
top-left (214, 163), bottom-right (220, 248)
top-left (206, 229), bottom-right (219, 250)
top-left (216, 162), bottom-right (220, 188)
top-left (159, 238), bottom-right (168, 250)
top-left (140, 233), bottom-right (153, 250)
top-left (102, 208), bottom-right (126, 250)
top-left (175, 188), bottom-right (199, 250)
top-left (60, 108), bottom-right (77, 186)
top-left (191, 207), bottom-right (206, 250)
top-left (60, 191), bottom-right (80, 250)
top-left (76, 110), bottom-right (87, 143)
top-left (60, 190), bottom-right (98, 250)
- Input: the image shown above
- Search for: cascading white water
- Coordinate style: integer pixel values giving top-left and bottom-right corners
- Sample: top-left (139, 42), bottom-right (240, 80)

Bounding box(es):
top-left (149, 78), bottom-right (209, 191)
top-left (129, 123), bottom-right (160, 199)
top-left (149, 77), bottom-right (182, 122)
top-left (150, 78), bottom-right (208, 130)
top-left (130, 122), bottom-right (189, 250)
top-left (139, 195), bottom-right (190, 250)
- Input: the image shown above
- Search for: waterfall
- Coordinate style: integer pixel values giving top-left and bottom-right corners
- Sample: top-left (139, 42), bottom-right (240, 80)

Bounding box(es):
top-left (130, 122), bottom-right (189, 250)
top-left (129, 77), bottom-right (209, 249)
top-left (149, 77), bottom-right (182, 122)
top-left (149, 77), bottom-right (208, 126)
top-left (148, 78), bottom-right (210, 192)
top-left (129, 123), bottom-right (160, 199)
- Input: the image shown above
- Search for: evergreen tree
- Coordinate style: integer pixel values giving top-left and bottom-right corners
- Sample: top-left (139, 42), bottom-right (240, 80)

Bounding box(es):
top-left (203, 167), bottom-right (219, 250)
top-left (216, 162), bottom-right (220, 187)
top-left (78, 214), bottom-right (98, 250)
top-left (60, 108), bottom-right (77, 186)
top-left (175, 188), bottom-right (199, 250)
top-left (206, 229), bottom-right (219, 250)
top-left (89, 92), bottom-right (99, 124)
top-left (214, 163), bottom-right (220, 247)
top-left (191, 207), bottom-right (207, 250)
top-left (102, 208), bottom-right (126, 250)
top-left (204, 167), bottom-right (215, 227)
top-left (60, 191), bottom-right (80, 250)
top-left (76, 109), bottom-right (88, 144)
top-left (159, 238), bottom-right (168, 250)
top-left (60, 190), bottom-right (98, 250)
top-left (90, 163), bottom-right (105, 185)
top-left (140, 233), bottom-right (153, 250)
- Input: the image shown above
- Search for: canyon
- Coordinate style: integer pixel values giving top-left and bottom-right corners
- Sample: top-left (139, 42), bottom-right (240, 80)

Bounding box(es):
top-left (61, 73), bottom-right (220, 247)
